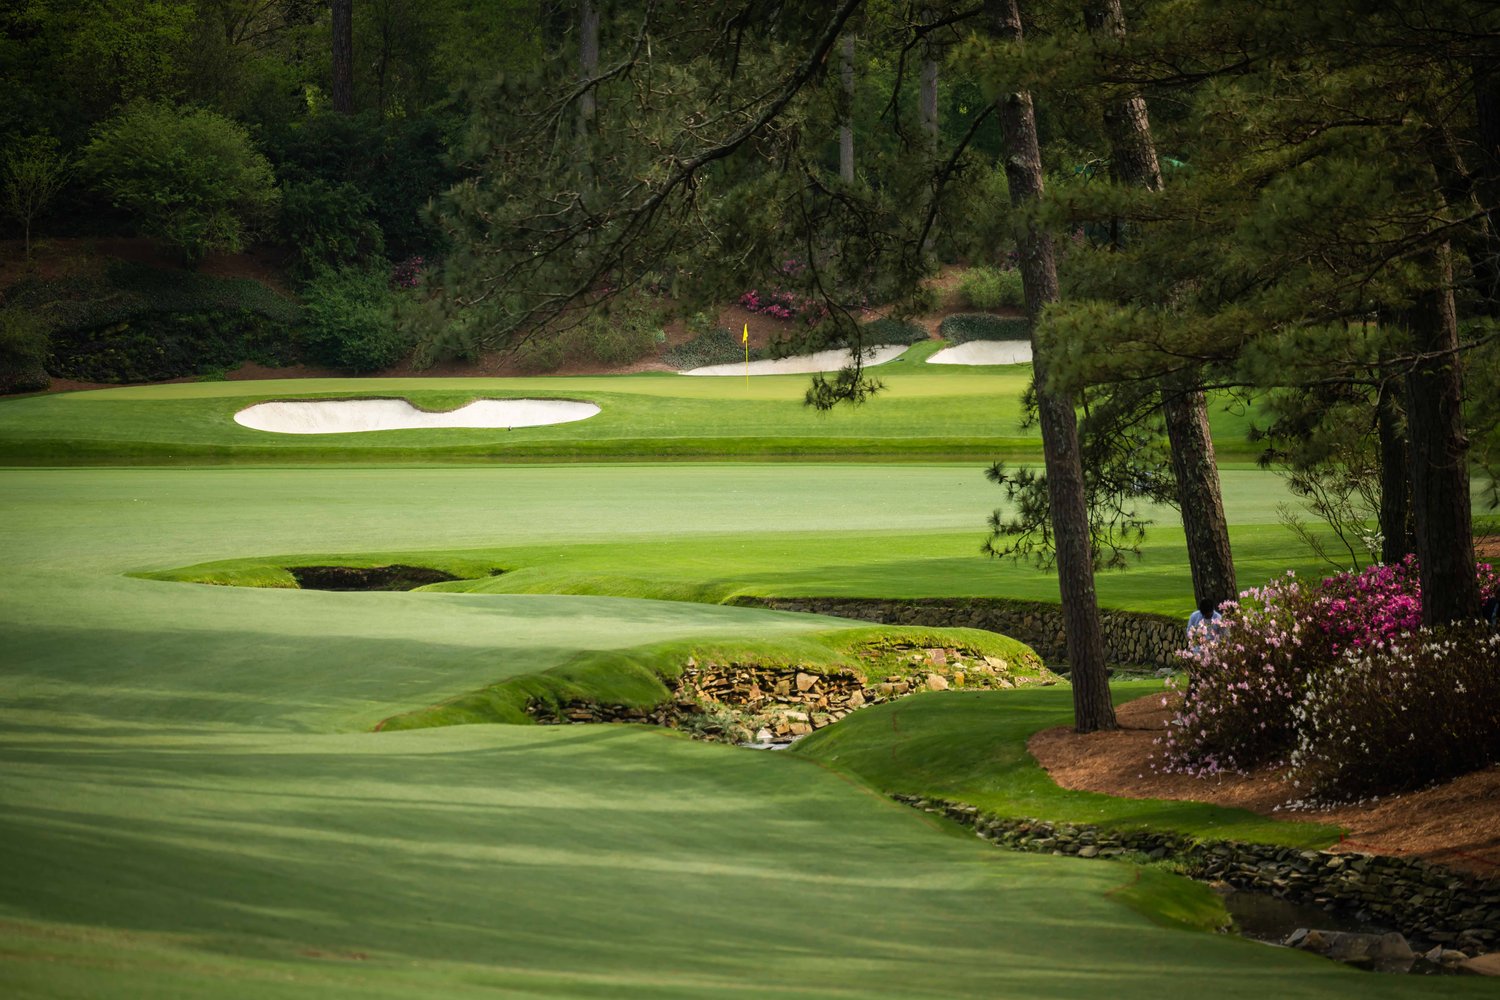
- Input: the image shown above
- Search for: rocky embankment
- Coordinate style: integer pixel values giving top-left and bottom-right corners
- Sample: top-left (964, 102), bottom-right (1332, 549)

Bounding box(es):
top-left (899, 796), bottom-right (1500, 970)
top-left (527, 647), bottom-right (1052, 744)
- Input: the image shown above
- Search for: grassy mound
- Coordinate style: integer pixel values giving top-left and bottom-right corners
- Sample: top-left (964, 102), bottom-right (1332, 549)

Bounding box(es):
top-left (372, 625), bottom-right (1049, 730)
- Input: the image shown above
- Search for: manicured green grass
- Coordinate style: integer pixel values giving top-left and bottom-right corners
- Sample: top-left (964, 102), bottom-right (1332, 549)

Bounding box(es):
top-left (115, 461), bottom-right (1388, 618)
top-left (794, 683), bottom-right (1337, 848)
top-left (130, 463), bottom-right (1494, 617)
top-left (0, 458), bottom-right (1489, 997)
top-left (0, 366), bottom-right (1265, 464)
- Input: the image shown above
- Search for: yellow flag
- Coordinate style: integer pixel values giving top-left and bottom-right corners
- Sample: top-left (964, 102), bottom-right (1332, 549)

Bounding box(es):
top-left (742, 323), bottom-right (749, 344)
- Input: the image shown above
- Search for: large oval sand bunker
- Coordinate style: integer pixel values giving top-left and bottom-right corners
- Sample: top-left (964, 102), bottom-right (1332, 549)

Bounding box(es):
top-left (234, 398), bottom-right (601, 434)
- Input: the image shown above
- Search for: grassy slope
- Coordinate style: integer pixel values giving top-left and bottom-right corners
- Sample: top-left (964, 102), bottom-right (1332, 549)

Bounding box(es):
top-left (795, 684), bottom-right (1333, 847)
top-left (375, 626), bottom-right (1048, 730)
top-left (3, 464), bottom-right (1485, 998)
top-left (0, 363), bottom-right (1264, 464)
top-left (124, 463), bottom-right (1363, 616)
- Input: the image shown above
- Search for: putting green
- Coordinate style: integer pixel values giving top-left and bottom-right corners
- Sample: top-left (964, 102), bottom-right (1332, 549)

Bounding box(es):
top-left (0, 462), bottom-right (1483, 997)
top-left (0, 370), bottom-right (1264, 464)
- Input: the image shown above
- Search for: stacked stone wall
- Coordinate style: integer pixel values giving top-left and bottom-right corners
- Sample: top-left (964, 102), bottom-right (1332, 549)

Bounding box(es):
top-left (736, 597), bottom-right (1185, 668)
top-left (528, 652), bottom-right (1047, 743)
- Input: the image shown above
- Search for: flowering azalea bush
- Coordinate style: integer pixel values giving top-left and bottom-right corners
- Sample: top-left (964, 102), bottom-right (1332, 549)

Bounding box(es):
top-left (390, 255), bottom-right (427, 289)
top-left (1160, 573), bottom-right (1331, 774)
top-left (1161, 558), bottom-right (1500, 781)
top-left (1287, 626), bottom-right (1500, 801)
top-left (739, 288), bottom-right (821, 323)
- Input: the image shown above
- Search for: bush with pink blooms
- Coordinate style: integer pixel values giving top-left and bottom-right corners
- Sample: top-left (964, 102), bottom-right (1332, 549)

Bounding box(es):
top-left (1160, 557), bottom-right (1500, 786)
top-left (1287, 625), bottom-right (1500, 800)
top-left (1160, 572), bottom-right (1332, 774)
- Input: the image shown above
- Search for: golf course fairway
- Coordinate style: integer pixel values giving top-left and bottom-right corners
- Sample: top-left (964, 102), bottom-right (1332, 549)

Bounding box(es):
top-left (0, 459), bottom-right (1486, 998)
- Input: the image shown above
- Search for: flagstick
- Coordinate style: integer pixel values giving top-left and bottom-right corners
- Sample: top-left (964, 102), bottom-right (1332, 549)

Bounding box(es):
top-left (743, 322), bottom-right (750, 388)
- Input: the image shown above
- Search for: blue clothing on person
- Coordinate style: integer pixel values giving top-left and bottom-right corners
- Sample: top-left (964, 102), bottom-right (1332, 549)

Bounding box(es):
top-left (1187, 602), bottom-right (1223, 650)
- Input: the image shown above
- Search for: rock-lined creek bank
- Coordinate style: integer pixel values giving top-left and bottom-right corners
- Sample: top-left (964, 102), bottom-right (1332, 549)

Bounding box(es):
top-left (527, 646), bottom-right (1053, 744)
top-left (898, 796), bottom-right (1500, 973)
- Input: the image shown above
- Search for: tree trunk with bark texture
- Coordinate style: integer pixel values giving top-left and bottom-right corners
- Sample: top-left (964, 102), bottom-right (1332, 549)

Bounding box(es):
top-left (579, 0), bottom-right (599, 142)
top-left (839, 33), bottom-right (855, 184)
top-left (1085, 0), bottom-right (1236, 612)
top-left (1163, 378), bottom-right (1237, 608)
top-left (1403, 245), bottom-right (1479, 624)
top-left (918, 6), bottom-right (939, 256)
top-left (919, 9), bottom-right (938, 146)
top-left (1472, 58), bottom-right (1500, 312)
top-left (989, 0), bottom-right (1115, 733)
top-left (1376, 377), bottom-right (1414, 565)
top-left (331, 0), bottom-right (354, 114)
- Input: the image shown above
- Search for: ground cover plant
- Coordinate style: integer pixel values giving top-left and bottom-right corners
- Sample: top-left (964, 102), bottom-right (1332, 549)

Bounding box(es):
top-left (6, 463), bottom-right (1481, 998)
top-left (939, 312), bottom-right (1032, 344)
top-left (1164, 558), bottom-right (1500, 798)
top-left (3, 262), bottom-right (300, 382)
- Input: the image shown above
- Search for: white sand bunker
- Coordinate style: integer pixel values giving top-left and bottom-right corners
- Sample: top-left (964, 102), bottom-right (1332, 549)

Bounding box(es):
top-left (681, 344), bottom-right (908, 376)
top-left (926, 340), bottom-right (1033, 366)
top-left (234, 398), bottom-right (600, 435)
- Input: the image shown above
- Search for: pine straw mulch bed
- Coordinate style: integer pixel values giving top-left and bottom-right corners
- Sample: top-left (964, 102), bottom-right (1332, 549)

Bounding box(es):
top-left (1029, 693), bottom-right (1500, 876)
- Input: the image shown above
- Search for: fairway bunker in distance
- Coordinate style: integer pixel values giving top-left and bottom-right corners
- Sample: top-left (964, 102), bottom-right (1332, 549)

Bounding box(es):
top-left (289, 565), bottom-right (463, 591)
top-left (680, 344), bottom-right (907, 376)
top-left (234, 398), bottom-right (600, 434)
top-left (926, 341), bottom-right (1032, 366)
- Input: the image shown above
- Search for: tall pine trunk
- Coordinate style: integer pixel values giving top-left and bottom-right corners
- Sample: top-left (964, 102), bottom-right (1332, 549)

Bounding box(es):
top-left (989, 0), bottom-right (1115, 733)
top-left (579, 0), bottom-right (599, 142)
top-left (1376, 376), bottom-right (1414, 564)
top-left (1163, 377), bottom-right (1237, 606)
top-left (919, 6), bottom-right (939, 256)
top-left (919, 7), bottom-right (938, 148)
top-left (331, 0), bottom-right (354, 115)
top-left (1086, 0), bottom-right (1237, 611)
top-left (839, 33), bottom-right (855, 184)
top-left (1404, 244), bottom-right (1480, 624)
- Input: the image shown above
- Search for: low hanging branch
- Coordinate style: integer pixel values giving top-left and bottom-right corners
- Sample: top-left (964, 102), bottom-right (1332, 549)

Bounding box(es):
top-left (431, 0), bottom-right (868, 358)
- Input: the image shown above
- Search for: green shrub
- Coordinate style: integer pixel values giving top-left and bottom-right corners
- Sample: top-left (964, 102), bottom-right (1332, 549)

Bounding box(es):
top-left (515, 294), bottom-right (668, 372)
top-left (858, 317), bottom-right (929, 346)
top-left (7, 263), bottom-right (300, 382)
top-left (572, 294), bottom-right (665, 366)
top-left (298, 265), bottom-right (406, 373)
top-left (279, 178), bottom-right (384, 278)
top-left (511, 334), bottom-right (567, 373)
top-left (81, 102), bottom-right (280, 265)
top-left (1287, 625), bottom-right (1500, 802)
top-left (50, 310), bottom-right (294, 383)
top-left (957, 267), bottom-right (1024, 309)
top-left (938, 313), bottom-right (1031, 344)
top-left (0, 308), bottom-right (50, 394)
top-left (663, 327), bottom-right (764, 370)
